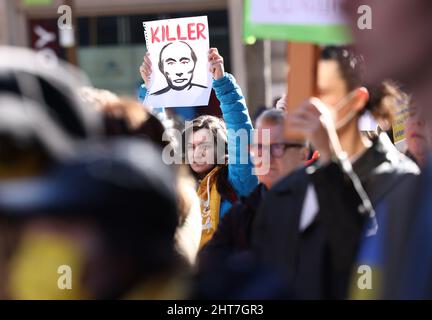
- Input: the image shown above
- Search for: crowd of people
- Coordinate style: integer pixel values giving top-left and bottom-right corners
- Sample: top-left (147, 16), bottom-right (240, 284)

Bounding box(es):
top-left (0, 0), bottom-right (432, 300)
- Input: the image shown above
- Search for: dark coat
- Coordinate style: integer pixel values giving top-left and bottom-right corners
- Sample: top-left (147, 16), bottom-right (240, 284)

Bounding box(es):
top-left (381, 158), bottom-right (430, 299)
top-left (198, 184), bottom-right (266, 271)
top-left (252, 134), bottom-right (420, 299)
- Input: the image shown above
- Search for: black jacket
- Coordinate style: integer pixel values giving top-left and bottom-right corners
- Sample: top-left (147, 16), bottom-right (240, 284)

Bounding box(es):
top-left (198, 184), bottom-right (266, 271)
top-left (381, 158), bottom-right (429, 299)
top-left (252, 134), bottom-right (420, 299)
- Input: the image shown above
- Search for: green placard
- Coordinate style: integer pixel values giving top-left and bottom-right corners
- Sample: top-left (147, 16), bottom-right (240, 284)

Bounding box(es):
top-left (244, 0), bottom-right (352, 45)
top-left (23, 0), bottom-right (53, 6)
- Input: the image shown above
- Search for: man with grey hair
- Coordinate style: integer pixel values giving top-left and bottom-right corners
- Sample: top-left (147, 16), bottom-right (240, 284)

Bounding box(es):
top-left (252, 109), bottom-right (310, 189)
top-left (198, 108), bottom-right (310, 270)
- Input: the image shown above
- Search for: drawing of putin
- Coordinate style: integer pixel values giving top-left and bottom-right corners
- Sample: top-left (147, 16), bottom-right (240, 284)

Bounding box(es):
top-left (152, 41), bottom-right (208, 95)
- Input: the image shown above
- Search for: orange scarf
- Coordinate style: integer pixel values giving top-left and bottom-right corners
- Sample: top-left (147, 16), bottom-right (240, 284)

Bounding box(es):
top-left (197, 166), bottom-right (222, 249)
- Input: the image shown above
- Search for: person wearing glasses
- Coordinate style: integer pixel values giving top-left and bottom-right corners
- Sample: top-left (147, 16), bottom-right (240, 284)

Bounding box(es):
top-left (197, 108), bottom-right (310, 271)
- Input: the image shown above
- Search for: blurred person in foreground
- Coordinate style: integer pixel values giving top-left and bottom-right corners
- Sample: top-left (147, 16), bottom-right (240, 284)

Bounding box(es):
top-left (0, 46), bottom-right (104, 298)
top-left (252, 46), bottom-right (419, 299)
top-left (343, 0), bottom-right (432, 299)
top-left (80, 89), bottom-right (202, 266)
top-left (0, 46), bottom-right (189, 299)
top-left (0, 139), bottom-right (188, 300)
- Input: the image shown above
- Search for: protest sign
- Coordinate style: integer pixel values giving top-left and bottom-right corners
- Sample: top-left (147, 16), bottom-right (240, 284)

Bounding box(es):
top-left (392, 98), bottom-right (410, 144)
top-left (244, 0), bottom-right (351, 44)
top-left (143, 16), bottom-right (212, 108)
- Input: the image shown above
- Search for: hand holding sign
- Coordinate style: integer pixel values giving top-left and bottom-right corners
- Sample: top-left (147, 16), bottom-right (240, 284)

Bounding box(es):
top-left (143, 16), bottom-right (212, 108)
top-left (208, 48), bottom-right (224, 80)
top-left (139, 52), bottom-right (152, 89)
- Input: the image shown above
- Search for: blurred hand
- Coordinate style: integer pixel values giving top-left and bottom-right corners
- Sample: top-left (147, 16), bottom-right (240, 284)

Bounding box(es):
top-left (208, 48), bottom-right (225, 80)
top-left (285, 98), bottom-right (340, 165)
top-left (139, 52), bottom-right (152, 88)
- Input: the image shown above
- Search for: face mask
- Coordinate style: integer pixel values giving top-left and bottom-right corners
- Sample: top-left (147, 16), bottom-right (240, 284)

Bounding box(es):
top-left (332, 90), bottom-right (359, 131)
top-left (8, 231), bottom-right (90, 300)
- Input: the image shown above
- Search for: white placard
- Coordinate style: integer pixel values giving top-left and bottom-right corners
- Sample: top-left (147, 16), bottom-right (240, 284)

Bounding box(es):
top-left (143, 16), bottom-right (212, 108)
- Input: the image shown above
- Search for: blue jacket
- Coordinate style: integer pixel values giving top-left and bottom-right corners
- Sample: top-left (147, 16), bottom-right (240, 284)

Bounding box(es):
top-left (213, 73), bottom-right (258, 218)
top-left (138, 75), bottom-right (258, 218)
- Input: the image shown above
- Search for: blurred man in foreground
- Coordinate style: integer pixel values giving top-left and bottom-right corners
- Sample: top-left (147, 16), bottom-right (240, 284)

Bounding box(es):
top-left (343, 0), bottom-right (432, 299)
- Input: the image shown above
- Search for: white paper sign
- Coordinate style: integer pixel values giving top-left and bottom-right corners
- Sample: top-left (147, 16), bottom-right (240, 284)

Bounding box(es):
top-left (143, 16), bottom-right (212, 108)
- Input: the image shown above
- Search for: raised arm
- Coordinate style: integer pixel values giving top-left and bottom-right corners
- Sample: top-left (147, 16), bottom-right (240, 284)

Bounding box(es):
top-left (209, 48), bottom-right (258, 197)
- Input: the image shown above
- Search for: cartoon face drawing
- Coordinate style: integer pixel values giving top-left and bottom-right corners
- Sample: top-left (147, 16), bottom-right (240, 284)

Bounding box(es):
top-left (152, 41), bottom-right (207, 96)
top-left (159, 41), bottom-right (197, 90)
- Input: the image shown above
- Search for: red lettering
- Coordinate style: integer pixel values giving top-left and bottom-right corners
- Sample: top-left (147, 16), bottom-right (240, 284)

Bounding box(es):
top-left (152, 22), bottom-right (207, 43)
top-left (150, 27), bottom-right (160, 43)
top-left (187, 23), bottom-right (196, 40)
top-left (196, 23), bottom-right (206, 40)
top-left (177, 25), bottom-right (187, 41)
top-left (161, 25), bottom-right (165, 42)
top-left (165, 25), bottom-right (176, 41)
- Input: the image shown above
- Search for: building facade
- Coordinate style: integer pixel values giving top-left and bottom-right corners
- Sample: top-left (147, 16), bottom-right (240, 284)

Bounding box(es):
top-left (1, 0), bottom-right (286, 114)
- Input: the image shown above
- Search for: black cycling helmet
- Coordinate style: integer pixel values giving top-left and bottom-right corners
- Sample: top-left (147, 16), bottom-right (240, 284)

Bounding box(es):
top-left (0, 46), bottom-right (103, 170)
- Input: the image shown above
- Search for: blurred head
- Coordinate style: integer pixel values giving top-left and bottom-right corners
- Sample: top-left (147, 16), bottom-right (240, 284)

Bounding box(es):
top-left (318, 46), bottom-right (368, 132)
top-left (184, 115), bottom-right (227, 175)
top-left (406, 102), bottom-right (428, 167)
top-left (252, 109), bottom-right (309, 189)
top-left (159, 41), bottom-right (197, 90)
top-left (318, 46), bottom-right (395, 135)
top-left (95, 96), bottom-right (168, 149)
top-left (343, 0), bottom-right (432, 142)
top-left (343, 0), bottom-right (432, 89)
